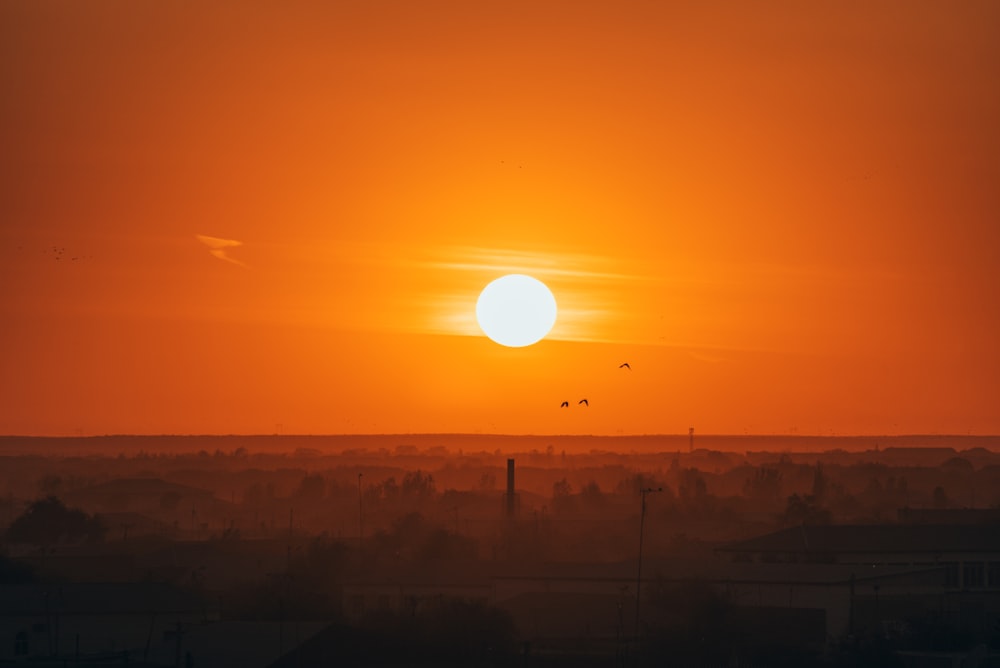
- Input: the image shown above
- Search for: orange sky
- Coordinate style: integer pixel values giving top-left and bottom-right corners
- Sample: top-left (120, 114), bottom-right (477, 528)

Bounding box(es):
top-left (1, 1), bottom-right (998, 437)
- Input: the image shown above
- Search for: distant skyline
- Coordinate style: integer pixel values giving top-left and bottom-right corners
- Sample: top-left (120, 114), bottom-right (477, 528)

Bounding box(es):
top-left (1, 2), bottom-right (998, 437)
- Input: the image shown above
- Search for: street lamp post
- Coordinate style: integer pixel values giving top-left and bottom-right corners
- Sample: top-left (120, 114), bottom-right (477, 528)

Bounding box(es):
top-left (635, 487), bottom-right (662, 643)
top-left (357, 473), bottom-right (364, 551)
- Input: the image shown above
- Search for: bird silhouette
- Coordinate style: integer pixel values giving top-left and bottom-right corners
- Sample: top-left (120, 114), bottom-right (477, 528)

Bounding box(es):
top-left (560, 401), bottom-right (569, 408)
top-left (619, 362), bottom-right (631, 370)
top-left (578, 399), bottom-right (589, 406)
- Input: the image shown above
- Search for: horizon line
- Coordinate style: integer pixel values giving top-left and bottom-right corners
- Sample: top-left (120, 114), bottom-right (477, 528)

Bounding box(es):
top-left (2, 432), bottom-right (998, 440)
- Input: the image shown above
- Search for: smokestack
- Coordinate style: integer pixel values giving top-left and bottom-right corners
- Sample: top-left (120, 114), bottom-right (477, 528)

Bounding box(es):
top-left (506, 458), bottom-right (515, 518)
top-left (689, 427), bottom-right (694, 453)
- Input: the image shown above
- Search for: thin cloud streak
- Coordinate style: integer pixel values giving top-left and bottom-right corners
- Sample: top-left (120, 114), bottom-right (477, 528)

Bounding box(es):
top-left (195, 234), bottom-right (248, 267)
top-left (413, 245), bottom-right (650, 283)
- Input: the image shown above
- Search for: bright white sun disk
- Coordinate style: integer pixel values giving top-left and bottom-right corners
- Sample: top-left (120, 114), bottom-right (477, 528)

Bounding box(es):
top-left (476, 274), bottom-right (557, 347)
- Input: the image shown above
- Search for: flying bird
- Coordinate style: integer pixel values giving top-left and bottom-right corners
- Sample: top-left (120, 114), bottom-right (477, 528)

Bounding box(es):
top-left (619, 362), bottom-right (631, 370)
top-left (560, 401), bottom-right (569, 408)
top-left (195, 234), bottom-right (247, 267)
top-left (578, 399), bottom-right (589, 406)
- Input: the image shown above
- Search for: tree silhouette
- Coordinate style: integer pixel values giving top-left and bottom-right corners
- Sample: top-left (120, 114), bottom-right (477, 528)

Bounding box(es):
top-left (477, 472), bottom-right (496, 491)
top-left (933, 485), bottom-right (949, 509)
top-left (743, 466), bottom-right (783, 502)
top-left (5, 496), bottom-right (106, 546)
top-left (678, 468), bottom-right (708, 504)
top-left (419, 528), bottom-right (477, 561)
top-left (551, 478), bottom-right (574, 513)
top-left (372, 512), bottom-right (476, 561)
top-left (580, 480), bottom-right (606, 508)
top-left (293, 474), bottom-right (326, 502)
top-left (811, 464), bottom-right (827, 503)
top-left (783, 493), bottom-right (832, 526)
top-left (401, 470), bottom-right (436, 500)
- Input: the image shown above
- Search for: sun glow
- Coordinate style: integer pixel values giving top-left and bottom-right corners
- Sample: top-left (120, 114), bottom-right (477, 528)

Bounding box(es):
top-left (476, 274), bottom-right (557, 347)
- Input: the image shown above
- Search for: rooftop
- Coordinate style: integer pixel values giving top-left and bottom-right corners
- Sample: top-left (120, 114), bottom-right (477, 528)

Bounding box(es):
top-left (717, 524), bottom-right (1000, 555)
top-left (0, 582), bottom-right (204, 616)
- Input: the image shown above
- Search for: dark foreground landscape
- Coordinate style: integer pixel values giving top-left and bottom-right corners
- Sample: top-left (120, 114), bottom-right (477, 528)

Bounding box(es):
top-left (2, 434), bottom-right (999, 666)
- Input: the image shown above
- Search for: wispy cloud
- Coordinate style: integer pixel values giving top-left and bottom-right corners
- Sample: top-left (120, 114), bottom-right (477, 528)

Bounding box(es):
top-left (195, 234), bottom-right (247, 267)
top-left (413, 245), bottom-right (649, 284)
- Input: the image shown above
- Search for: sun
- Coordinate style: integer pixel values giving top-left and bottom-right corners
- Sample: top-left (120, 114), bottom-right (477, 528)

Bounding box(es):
top-left (476, 274), bottom-right (557, 347)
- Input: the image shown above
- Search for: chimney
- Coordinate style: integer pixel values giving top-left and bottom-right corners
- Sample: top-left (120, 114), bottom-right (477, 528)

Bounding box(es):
top-left (506, 458), bottom-right (515, 519)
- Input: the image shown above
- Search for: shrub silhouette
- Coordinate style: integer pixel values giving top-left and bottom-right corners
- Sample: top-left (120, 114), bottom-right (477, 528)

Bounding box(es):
top-left (5, 496), bottom-right (106, 546)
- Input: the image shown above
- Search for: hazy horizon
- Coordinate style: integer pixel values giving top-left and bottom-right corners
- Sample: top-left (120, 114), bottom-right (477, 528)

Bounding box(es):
top-left (3, 432), bottom-right (999, 459)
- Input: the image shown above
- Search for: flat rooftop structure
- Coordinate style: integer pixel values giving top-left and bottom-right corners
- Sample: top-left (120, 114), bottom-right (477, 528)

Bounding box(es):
top-left (716, 524), bottom-right (1000, 559)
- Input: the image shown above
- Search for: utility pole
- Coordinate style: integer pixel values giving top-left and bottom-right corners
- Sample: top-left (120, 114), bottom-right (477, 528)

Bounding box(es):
top-left (173, 621), bottom-right (185, 668)
top-left (43, 591), bottom-right (52, 656)
top-left (635, 487), bottom-right (663, 645)
top-left (357, 473), bottom-right (364, 551)
top-left (287, 508), bottom-right (294, 571)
